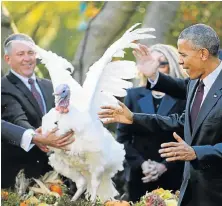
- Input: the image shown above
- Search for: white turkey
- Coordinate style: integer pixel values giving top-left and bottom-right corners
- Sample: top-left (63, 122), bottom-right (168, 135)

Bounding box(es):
top-left (33, 23), bottom-right (155, 202)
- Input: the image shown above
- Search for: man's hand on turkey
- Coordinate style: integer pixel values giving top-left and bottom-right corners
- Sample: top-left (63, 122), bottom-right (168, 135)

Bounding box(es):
top-left (34, 127), bottom-right (74, 150)
top-left (35, 142), bottom-right (50, 153)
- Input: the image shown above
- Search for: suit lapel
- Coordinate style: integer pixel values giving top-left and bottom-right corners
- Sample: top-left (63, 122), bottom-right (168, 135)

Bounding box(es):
top-left (186, 79), bottom-right (199, 145)
top-left (36, 77), bottom-right (54, 112)
top-left (6, 72), bottom-right (43, 117)
top-left (138, 90), bottom-right (155, 114)
top-left (157, 94), bottom-right (176, 116)
top-left (138, 90), bottom-right (178, 115)
top-left (191, 70), bottom-right (222, 141)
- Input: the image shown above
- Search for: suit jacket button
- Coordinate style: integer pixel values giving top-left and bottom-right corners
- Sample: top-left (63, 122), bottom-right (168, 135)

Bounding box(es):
top-left (37, 160), bottom-right (39, 163)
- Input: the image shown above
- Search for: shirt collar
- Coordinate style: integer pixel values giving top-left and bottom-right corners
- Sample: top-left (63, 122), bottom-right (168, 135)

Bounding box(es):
top-left (10, 69), bottom-right (36, 85)
top-left (202, 61), bottom-right (222, 90)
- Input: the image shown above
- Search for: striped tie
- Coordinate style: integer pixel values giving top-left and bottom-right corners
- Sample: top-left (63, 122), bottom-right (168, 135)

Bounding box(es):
top-left (28, 78), bottom-right (45, 114)
top-left (190, 81), bottom-right (205, 130)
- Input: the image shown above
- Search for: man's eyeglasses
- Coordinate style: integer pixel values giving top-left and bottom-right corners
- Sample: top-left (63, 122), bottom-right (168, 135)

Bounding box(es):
top-left (159, 61), bottom-right (169, 67)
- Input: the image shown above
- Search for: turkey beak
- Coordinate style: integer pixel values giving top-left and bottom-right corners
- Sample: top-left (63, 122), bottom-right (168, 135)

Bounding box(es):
top-left (53, 92), bottom-right (59, 96)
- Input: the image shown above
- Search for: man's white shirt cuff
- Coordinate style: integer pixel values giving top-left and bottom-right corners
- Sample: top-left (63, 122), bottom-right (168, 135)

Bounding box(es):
top-left (20, 129), bottom-right (35, 152)
top-left (148, 72), bottom-right (159, 88)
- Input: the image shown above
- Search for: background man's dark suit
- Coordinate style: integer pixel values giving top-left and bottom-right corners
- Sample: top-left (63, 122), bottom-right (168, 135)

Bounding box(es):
top-left (117, 87), bottom-right (185, 201)
top-left (134, 69), bottom-right (222, 206)
top-left (1, 71), bottom-right (54, 188)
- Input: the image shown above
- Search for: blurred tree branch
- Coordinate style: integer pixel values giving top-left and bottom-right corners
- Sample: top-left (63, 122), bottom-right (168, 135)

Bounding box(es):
top-left (14, 2), bottom-right (42, 24)
top-left (1, 5), bottom-right (18, 76)
top-left (141, 1), bottom-right (180, 45)
top-left (72, 1), bottom-right (140, 84)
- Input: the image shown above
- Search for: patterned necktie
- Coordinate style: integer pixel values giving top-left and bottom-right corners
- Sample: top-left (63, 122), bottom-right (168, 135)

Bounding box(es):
top-left (190, 80), bottom-right (205, 129)
top-left (28, 78), bottom-right (45, 114)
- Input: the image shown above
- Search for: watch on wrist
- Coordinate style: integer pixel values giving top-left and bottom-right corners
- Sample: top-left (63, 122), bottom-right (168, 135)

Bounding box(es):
top-left (31, 131), bottom-right (37, 144)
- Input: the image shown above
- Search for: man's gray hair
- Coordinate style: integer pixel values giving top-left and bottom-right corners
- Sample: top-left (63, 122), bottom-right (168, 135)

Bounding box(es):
top-left (4, 33), bottom-right (35, 55)
top-left (178, 24), bottom-right (220, 57)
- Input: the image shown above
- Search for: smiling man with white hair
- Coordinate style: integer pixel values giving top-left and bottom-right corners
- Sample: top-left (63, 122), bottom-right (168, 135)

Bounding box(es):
top-left (1, 33), bottom-right (74, 188)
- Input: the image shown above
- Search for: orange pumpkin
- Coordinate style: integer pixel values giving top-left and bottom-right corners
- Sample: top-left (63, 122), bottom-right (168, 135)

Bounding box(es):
top-left (1, 191), bottom-right (8, 200)
top-left (20, 201), bottom-right (28, 206)
top-left (50, 184), bottom-right (63, 196)
top-left (105, 200), bottom-right (130, 206)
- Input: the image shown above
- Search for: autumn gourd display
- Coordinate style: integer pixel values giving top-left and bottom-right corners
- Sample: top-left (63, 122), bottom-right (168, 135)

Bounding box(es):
top-left (145, 193), bottom-right (166, 206)
top-left (105, 200), bottom-right (130, 206)
top-left (20, 201), bottom-right (28, 206)
top-left (49, 184), bottom-right (63, 196)
top-left (1, 191), bottom-right (9, 201)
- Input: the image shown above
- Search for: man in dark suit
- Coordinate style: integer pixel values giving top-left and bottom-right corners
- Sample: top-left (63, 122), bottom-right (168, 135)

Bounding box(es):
top-left (117, 87), bottom-right (185, 201)
top-left (1, 33), bottom-right (73, 188)
top-left (99, 24), bottom-right (222, 206)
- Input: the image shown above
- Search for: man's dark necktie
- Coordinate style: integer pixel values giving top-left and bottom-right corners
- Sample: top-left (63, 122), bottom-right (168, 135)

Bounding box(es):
top-left (190, 81), bottom-right (205, 129)
top-left (28, 78), bottom-right (45, 114)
